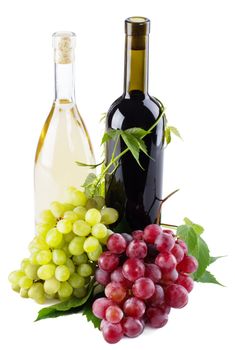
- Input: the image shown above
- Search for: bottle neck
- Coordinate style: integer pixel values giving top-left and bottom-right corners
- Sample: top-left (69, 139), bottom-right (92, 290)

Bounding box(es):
top-left (124, 35), bottom-right (149, 97)
top-left (54, 62), bottom-right (75, 103)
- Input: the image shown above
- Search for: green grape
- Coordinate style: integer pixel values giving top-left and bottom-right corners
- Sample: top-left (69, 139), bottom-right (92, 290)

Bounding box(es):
top-left (63, 211), bottom-right (78, 223)
top-left (29, 236), bottom-right (49, 251)
top-left (40, 210), bottom-right (56, 226)
top-left (19, 276), bottom-right (33, 289)
top-left (46, 228), bottom-right (63, 248)
top-left (91, 223), bottom-right (107, 239)
top-left (57, 219), bottom-right (72, 234)
top-left (85, 208), bottom-right (101, 226)
top-left (73, 220), bottom-right (91, 237)
top-left (58, 281), bottom-right (73, 300)
top-left (55, 265), bottom-right (70, 282)
top-left (11, 284), bottom-right (20, 292)
top-left (62, 244), bottom-right (72, 258)
top-left (36, 250), bottom-right (52, 265)
top-left (68, 273), bottom-right (85, 288)
top-left (73, 286), bottom-right (87, 298)
top-left (73, 206), bottom-right (87, 220)
top-left (66, 258), bottom-right (75, 274)
top-left (101, 207), bottom-right (119, 225)
top-left (93, 196), bottom-right (105, 210)
top-left (25, 264), bottom-right (38, 280)
top-left (66, 187), bottom-right (87, 206)
top-left (50, 201), bottom-right (65, 218)
top-left (86, 198), bottom-right (98, 209)
top-left (30, 252), bottom-right (39, 265)
top-left (52, 249), bottom-right (67, 265)
top-left (72, 253), bottom-right (88, 265)
top-left (98, 229), bottom-right (112, 245)
top-left (77, 263), bottom-right (93, 277)
top-left (87, 244), bottom-right (102, 261)
top-left (20, 288), bottom-right (28, 298)
top-left (36, 223), bottom-right (53, 237)
top-left (28, 282), bottom-right (45, 303)
top-left (64, 232), bottom-right (76, 243)
top-left (37, 264), bottom-right (56, 280)
top-left (63, 203), bottom-right (75, 211)
top-left (21, 258), bottom-right (30, 271)
top-left (43, 277), bottom-right (60, 294)
top-left (83, 236), bottom-right (99, 253)
top-left (45, 293), bottom-right (56, 300)
top-left (8, 270), bottom-right (25, 285)
top-left (68, 237), bottom-right (86, 255)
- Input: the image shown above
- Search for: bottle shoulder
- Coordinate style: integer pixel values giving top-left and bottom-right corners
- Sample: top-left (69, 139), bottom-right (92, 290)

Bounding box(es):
top-left (106, 94), bottom-right (164, 130)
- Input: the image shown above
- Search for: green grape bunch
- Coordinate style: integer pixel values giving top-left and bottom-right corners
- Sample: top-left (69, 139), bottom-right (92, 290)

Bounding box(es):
top-left (8, 186), bottom-right (118, 304)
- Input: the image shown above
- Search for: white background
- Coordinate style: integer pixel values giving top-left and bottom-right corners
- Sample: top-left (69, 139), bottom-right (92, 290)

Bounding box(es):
top-left (0, 0), bottom-right (234, 349)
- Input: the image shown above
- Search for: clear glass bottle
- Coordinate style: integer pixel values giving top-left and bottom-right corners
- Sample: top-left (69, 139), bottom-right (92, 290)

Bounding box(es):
top-left (35, 32), bottom-right (94, 220)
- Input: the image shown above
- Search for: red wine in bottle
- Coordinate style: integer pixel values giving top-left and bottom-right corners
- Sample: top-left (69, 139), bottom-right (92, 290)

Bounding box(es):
top-left (105, 17), bottom-right (165, 232)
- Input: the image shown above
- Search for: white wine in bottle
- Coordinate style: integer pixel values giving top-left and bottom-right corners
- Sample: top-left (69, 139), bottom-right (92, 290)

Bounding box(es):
top-left (35, 32), bottom-right (94, 220)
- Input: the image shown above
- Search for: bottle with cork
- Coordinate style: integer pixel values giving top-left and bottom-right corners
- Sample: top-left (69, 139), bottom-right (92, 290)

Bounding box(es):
top-left (34, 31), bottom-right (95, 221)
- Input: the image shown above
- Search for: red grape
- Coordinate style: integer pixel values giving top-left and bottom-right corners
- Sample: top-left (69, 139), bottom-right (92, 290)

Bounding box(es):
top-left (155, 232), bottom-right (175, 252)
top-left (105, 281), bottom-right (127, 303)
top-left (122, 317), bottom-right (144, 338)
top-left (122, 258), bottom-right (145, 281)
top-left (155, 252), bottom-right (177, 272)
top-left (165, 284), bottom-right (188, 308)
top-left (163, 229), bottom-right (174, 235)
top-left (177, 255), bottom-right (198, 274)
top-left (132, 230), bottom-right (144, 240)
top-left (123, 297), bottom-right (146, 318)
top-left (98, 251), bottom-right (119, 272)
top-left (110, 266), bottom-right (132, 288)
top-left (147, 284), bottom-right (164, 307)
top-left (146, 307), bottom-right (168, 328)
top-left (158, 302), bottom-right (171, 314)
top-left (126, 239), bottom-right (147, 259)
top-left (92, 297), bottom-right (114, 319)
top-left (176, 273), bottom-right (194, 292)
top-left (161, 269), bottom-right (179, 284)
top-left (95, 268), bottom-right (110, 286)
top-left (145, 263), bottom-right (162, 283)
top-left (177, 239), bottom-right (188, 254)
top-left (122, 233), bottom-right (133, 243)
top-left (132, 277), bottom-right (155, 300)
top-left (102, 322), bottom-right (123, 344)
top-left (143, 224), bottom-right (162, 243)
top-left (100, 319), bottom-right (109, 330)
top-left (105, 305), bottom-right (124, 323)
top-left (171, 243), bottom-right (184, 263)
top-left (107, 233), bottom-right (127, 254)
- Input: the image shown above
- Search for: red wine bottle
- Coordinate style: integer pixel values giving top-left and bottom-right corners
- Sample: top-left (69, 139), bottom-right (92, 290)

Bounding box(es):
top-left (105, 17), bottom-right (165, 232)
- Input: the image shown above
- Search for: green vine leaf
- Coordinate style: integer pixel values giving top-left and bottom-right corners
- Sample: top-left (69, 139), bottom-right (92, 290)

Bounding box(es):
top-left (76, 160), bottom-right (104, 169)
top-left (191, 236), bottom-right (210, 279)
top-left (177, 225), bottom-right (198, 251)
top-left (120, 132), bottom-right (144, 169)
top-left (196, 270), bottom-right (224, 286)
top-left (168, 126), bottom-right (182, 139)
top-left (209, 256), bottom-right (226, 264)
top-left (184, 217), bottom-right (204, 235)
top-left (82, 301), bottom-right (101, 329)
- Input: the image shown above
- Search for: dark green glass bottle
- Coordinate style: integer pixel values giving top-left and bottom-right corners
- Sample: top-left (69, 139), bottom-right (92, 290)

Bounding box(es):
top-left (105, 17), bottom-right (165, 232)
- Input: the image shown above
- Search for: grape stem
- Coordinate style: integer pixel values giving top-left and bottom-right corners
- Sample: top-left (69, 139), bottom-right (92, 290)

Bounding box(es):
top-left (161, 223), bottom-right (178, 229)
top-left (155, 189), bottom-right (180, 225)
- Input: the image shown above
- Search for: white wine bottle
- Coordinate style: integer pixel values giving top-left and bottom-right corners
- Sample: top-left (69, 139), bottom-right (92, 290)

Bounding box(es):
top-left (35, 32), bottom-right (94, 220)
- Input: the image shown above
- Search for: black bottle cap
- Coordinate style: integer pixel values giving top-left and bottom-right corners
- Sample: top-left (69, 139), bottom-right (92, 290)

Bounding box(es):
top-left (125, 17), bottom-right (150, 36)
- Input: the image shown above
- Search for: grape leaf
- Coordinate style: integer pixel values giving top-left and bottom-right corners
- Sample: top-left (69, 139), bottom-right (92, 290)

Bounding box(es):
top-left (177, 225), bottom-right (198, 251)
top-left (76, 160), bottom-right (104, 169)
top-left (169, 126), bottom-right (182, 139)
top-left (209, 256), bottom-right (226, 264)
top-left (126, 127), bottom-right (150, 139)
top-left (101, 130), bottom-right (121, 145)
top-left (165, 127), bottom-right (171, 145)
top-left (120, 132), bottom-right (143, 169)
top-left (196, 270), bottom-right (224, 286)
top-left (191, 236), bottom-right (210, 279)
top-left (184, 217), bottom-right (204, 235)
top-left (35, 280), bottom-right (95, 321)
top-left (82, 302), bottom-right (101, 329)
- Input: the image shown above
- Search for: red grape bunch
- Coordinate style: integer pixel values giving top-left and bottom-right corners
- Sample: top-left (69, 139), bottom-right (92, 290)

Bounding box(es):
top-left (92, 224), bottom-right (198, 343)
